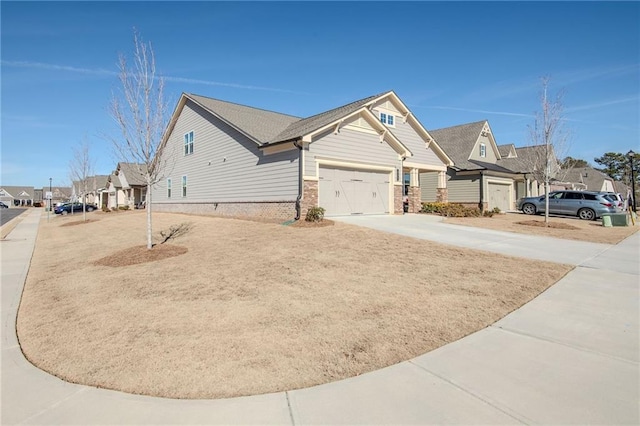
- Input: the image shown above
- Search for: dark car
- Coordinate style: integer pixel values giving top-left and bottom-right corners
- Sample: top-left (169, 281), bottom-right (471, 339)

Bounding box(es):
top-left (0, 201), bottom-right (8, 208)
top-left (517, 190), bottom-right (617, 220)
top-left (54, 202), bottom-right (97, 215)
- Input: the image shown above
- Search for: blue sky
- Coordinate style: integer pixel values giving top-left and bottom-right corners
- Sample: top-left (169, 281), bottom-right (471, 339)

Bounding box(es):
top-left (2, 1), bottom-right (639, 187)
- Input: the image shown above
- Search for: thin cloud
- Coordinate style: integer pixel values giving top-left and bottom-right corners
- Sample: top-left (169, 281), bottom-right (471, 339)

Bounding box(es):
top-left (1, 60), bottom-right (309, 94)
top-left (1, 60), bottom-right (116, 76)
top-left (411, 104), bottom-right (533, 118)
top-left (566, 96), bottom-right (639, 113)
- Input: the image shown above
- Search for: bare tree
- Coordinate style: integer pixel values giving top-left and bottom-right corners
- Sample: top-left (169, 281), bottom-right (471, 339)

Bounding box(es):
top-left (68, 140), bottom-right (94, 221)
top-left (525, 77), bottom-right (571, 224)
top-left (108, 30), bottom-right (171, 249)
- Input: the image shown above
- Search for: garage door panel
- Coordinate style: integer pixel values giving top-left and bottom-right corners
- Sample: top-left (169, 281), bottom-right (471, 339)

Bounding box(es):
top-left (319, 166), bottom-right (390, 216)
top-left (488, 182), bottom-right (511, 212)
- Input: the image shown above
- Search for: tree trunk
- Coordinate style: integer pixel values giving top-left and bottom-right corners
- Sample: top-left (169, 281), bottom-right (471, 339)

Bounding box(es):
top-left (146, 183), bottom-right (153, 249)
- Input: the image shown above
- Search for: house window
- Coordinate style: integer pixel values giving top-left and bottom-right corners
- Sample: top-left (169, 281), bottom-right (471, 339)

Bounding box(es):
top-left (182, 176), bottom-right (187, 197)
top-left (184, 131), bottom-right (194, 155)
top-left (167, 178), bottom-right (172, 198)
top-left (379, 112), bottom-right (396, 127)
top-left (479, 143), bottom-right (486, 158)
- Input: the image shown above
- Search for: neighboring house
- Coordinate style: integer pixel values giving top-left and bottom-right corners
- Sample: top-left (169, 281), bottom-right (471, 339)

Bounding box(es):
top-left (557, 166), bottom-right (615, 192)
top-left (106, 174), bottom-right (126, 209)
top-left (114, 163), bottom-right (147, 208)
top-left (153, 91), bottom-right (452, 219)
top-left (420, 121), bottom-right (523, 212)
top-left (72, 175), bottom-right (110, 206)
top-left (48, 187), bottom-right (72, 207)
top-left (0, 186), bottom-right (35, 206)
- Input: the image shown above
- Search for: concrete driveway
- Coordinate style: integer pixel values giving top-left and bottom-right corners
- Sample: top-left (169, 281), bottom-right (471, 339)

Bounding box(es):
top-left (333, 214), bottom-right (619, 267)
top-left (2, 210), bottom-right (638, 424)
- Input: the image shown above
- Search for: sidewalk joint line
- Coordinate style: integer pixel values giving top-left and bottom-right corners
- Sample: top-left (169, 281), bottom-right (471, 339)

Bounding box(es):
top-left (408, 360), bottom-right (530, 425)
top-left (285, 391), bottom-right (296, 426)
top-left (17, 386), bottom-right (88, 425)
top-left (492, 326), bottom-right (638, 365)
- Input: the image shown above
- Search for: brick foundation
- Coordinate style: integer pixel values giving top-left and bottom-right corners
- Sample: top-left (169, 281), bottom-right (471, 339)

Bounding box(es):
top-left (408, 186), bottom-right (421, 213)
top-left (300, 180), bottom-right (319, 219)
top-left (154, 201), bottom-right (296, 221)
top-left (436, 188), bottom-right (448, 203)
top-left (394, 186), bottom-right (403, 214)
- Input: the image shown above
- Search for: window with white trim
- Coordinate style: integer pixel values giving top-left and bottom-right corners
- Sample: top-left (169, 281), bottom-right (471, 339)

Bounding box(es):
top-left (182, 175), bottom-right (187, 197)
top-left (184, 131), bottom-right (194, 155)
top-left (379, 112), bottom-right (395, 127)
top-left (167, 178), bottom-right (172, 198)
top-left (479, 143), bottom-right (486, 158)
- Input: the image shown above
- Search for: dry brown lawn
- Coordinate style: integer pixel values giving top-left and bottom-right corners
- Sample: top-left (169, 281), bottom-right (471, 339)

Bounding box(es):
top-left (18, 210), bottom-right (571, 399)
top-left (445, 212), bottom-right (638, 245)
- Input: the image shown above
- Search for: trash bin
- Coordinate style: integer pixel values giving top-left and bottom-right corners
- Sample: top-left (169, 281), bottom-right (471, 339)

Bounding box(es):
top-left (603, 213), bottom-right (628, 227)
top-left (602, 214), bottom-right (612, 227)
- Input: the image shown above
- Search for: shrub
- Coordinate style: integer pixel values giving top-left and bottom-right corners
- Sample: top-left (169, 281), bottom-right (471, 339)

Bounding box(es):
top-left (118, 205), bottom-right (130, 211)
top-left (102, 206), bottom-right (110, 213)
top-left (492, 207), bottom-right (501, 214)
top-left (305, 206), bottom-right (325, 222)
top-left (483, 210), bottom-right (494, 217)
top-left (421, 202), bottom-right (482, 217)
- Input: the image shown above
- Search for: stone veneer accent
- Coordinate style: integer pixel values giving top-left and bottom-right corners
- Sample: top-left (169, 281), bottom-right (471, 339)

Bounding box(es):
top-left (394, 185), bottom-right (403, 215)
top-left (154, 201), bottom-right (296, 221)
top-left (301, 180), bottom-right (319, 218)
top-left (436, 188), bottom-right (448, 203)
top-left (408, 186), bottom-right (421, 213)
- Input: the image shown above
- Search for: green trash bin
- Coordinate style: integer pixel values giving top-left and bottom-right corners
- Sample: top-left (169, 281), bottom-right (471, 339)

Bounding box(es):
top-left (602, 214), bottom-right (612, 227)
top-left (610, 213), bottom-right (629, 226)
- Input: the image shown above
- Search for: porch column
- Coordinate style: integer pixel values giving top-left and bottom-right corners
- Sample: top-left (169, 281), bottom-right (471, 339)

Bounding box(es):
top-left (436, 171), bottom-right (448, 203)
top-left (408, 168), bottom-right (421, 213)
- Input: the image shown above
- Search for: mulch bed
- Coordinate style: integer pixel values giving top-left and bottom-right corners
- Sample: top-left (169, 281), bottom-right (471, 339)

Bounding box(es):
top-left (516, 220), bottom-right (579, 230)
top-left (93, 244), bottom-right (188, 267)
top-left (60, 219), bottom-right (100, 227)
top-left (290, 219), bottom-right (335, 228)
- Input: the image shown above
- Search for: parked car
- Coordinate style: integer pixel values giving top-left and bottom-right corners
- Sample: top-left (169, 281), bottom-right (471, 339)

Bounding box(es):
top-left (517, 190), bottom-right (617, 220)
top-left (54, 202), bottom-right (97, 215)
top-left (0, 201), bottom-right (8, 208)
top-left (599, 192), bottom-right (624, 212)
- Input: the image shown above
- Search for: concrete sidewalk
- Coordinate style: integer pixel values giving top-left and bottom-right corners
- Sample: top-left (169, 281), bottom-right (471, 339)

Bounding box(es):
top-left (2, 209), bottom-right (638, 424)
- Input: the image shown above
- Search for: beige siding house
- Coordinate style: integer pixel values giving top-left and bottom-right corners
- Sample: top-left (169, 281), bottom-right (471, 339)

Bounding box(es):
top-left (421, 121), bottom-right (547, 211)
top-left (154, 91), bottom-right (452, 220)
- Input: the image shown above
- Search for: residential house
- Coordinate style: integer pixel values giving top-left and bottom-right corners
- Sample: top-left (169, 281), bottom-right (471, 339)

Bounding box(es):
top-left (72, 175), bottom-right (110, 207)
top-left (420, 121), bottom-right (522, 212)
top-left (106, 174), bottom-right (126, 210)
top-left (420, 120), bottom-right (556, 211)
top-left (153, 91), bottom-right (452, 219)
top-left (114, 163), bottom-right (147, 208)
top-left (0, 186), bottom-right (35, 206)
top-left (557, 166), bottom-right (615, 192)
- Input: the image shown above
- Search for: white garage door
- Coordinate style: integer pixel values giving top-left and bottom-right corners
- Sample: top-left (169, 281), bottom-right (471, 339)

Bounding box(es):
top-left (319, 167), bottom-right (390, 216)
top-left (487, 182), bottom-right (511, 212)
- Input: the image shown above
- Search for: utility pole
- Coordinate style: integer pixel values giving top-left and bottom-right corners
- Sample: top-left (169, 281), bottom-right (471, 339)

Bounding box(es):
top-left (628, 150), bottom-right (636, 213)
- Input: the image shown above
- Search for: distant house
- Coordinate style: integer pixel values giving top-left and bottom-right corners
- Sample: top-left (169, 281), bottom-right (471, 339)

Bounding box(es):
top-left (419, 121), bottom-right (550, 211)
top-left (556, 166), bottom-right (616, 192)
top-left (0, 186), bottom-right (35, 206)
top-left (152, 91), bottom-right (452, 219)
top-left (114, 163), bottom-right (147, 208)
top-left (72, 175), bottom-right (110, 207)
top-left (106, 174), bottom-right (126, 209)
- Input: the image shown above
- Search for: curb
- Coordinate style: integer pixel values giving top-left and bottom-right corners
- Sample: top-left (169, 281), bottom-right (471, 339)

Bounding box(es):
top-left (0, 208), bottom-right (39, 240)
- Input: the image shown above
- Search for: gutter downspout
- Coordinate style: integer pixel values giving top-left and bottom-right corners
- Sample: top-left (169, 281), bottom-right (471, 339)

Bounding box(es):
top-left (293, 140), bottom-right (303, 220)
top-left (479, 171), bottom-right (485, 212)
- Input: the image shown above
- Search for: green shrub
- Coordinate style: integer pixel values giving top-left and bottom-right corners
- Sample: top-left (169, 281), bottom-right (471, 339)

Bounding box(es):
top-left (492, 207), bottom-right (501, 214)
top-left (102, 206), bottom-right (110, 212)
top-left (118, 205), bottom-right (130, 211)
top-left (305, 206), bottom-right (325, 222)
top-left (421, 202), bottom-right (482, 217)
top-left (483, 210), bottom-right (495, 217)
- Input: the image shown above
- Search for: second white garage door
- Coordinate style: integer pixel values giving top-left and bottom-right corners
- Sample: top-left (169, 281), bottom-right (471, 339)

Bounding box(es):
top-left (487, 182), bottom-right (511, 212)
top-left (319, 167), bottom-right (390, 215)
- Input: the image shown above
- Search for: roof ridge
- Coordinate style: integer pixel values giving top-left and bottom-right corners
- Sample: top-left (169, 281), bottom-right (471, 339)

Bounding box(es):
top-left (188, 93), bottom-right (301, 120)
top-left (430, 119), bottom-right (487, 133)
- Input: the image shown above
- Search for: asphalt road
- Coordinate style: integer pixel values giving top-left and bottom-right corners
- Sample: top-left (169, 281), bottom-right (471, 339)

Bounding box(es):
top-left (0, 208), bottom-right (27, 226)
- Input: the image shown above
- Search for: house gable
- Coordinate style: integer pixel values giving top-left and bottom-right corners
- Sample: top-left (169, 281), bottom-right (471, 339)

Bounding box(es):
top-left (468, 122), bottom-right (501, 164)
